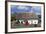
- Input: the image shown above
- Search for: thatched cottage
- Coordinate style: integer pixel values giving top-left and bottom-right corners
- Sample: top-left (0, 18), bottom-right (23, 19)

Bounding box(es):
top-left (15, 12), bottom-right (38, 24)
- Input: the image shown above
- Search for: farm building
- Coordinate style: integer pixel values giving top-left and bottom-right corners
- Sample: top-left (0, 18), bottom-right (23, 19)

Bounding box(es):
top-left (15, 12), bottom-right (39, 24)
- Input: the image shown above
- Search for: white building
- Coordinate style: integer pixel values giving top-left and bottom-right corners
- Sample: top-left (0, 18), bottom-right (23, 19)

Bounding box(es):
top-left (15, 12), bottom-right (38, 24)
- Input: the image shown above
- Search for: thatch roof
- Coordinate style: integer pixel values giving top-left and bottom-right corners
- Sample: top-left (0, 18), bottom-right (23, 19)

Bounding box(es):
top-left (15, 12), bottom-right (38, 20)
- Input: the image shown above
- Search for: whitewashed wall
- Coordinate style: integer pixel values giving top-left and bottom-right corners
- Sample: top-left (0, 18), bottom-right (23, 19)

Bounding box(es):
top-left (19, 20), bottom-right (38, 24)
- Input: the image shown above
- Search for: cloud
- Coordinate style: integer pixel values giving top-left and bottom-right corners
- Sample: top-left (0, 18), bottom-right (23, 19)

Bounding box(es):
top-left (32, 6), bottom-right (41, 15)
top-left (17, 5), bottom-right (29, 10)
top-left (32, 6), bottom-right (41, 13)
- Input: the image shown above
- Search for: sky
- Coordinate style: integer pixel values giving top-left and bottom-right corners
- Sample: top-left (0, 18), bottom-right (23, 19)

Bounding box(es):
top-left (11, 5), bottom-right (41, 15)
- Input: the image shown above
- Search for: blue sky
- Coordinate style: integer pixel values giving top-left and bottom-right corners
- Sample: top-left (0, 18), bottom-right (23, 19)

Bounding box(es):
top-left (11, 5), bottom-right (41, 15)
